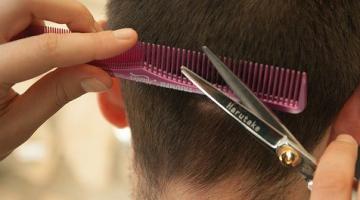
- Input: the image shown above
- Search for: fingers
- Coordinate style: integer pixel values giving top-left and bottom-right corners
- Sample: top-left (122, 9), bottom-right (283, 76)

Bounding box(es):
top-left (0, 0), bottom-right (99, 41)
top-left (31, 0), bottom-right (97, 32)
top-left (0, 28), bottom-right (138, 85)
top-left (310, 134), bottom-right (358, 200)
top-left (0, 64), bottom-right (112, 155)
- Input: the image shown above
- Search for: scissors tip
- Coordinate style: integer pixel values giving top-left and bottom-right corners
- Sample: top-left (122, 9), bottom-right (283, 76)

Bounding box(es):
top-left (180, 66), bottom-right (188, 71)
top-left (202, 46), bottom-right (211, 54)
top-left (201, 46), bottom-right (219, 61)
top-left (180, 66), bottom-right (192, 75)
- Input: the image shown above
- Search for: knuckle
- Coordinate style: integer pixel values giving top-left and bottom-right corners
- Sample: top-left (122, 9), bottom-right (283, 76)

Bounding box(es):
top-left (95, 31), bottom-right (117, 59)
top-left (89, 33), bottom-right (104, 59)
top-left (55, 76), bottom-right (72, 107)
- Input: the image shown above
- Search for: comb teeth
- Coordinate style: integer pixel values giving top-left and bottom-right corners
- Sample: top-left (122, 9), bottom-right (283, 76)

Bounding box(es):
top-left (95, 42), bottom-right (307, 114)
top-left (24, 26), bottom-right (307, 114)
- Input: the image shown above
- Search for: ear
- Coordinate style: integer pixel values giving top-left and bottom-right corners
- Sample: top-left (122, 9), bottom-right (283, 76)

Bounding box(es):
top-left (98, 78), bottom-right (128, 128)
top-left (331, 84), bottom-right (360, 144)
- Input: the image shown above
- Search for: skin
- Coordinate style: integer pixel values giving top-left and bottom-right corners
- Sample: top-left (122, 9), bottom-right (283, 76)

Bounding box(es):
top-left (101, 82), bottom-right (360, 200)
top-left (0, 0), bottom-right (358, 199)
top-left (0, 0), bottom-right (137, 159)
top-left (311, 134), bottom-right (358, 200)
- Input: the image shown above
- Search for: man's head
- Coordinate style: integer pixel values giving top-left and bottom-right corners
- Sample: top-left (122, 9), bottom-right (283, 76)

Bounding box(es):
top-left (99, 0), bottom-right (360, 199)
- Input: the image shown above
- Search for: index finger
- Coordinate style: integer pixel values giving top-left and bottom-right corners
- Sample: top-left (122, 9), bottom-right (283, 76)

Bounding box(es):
top-left (0, 29), bottom-right (138, 85)
top-left (0, 0), bottom-right (99, 41)
top-left (310, 134), bottom-right (358, 200)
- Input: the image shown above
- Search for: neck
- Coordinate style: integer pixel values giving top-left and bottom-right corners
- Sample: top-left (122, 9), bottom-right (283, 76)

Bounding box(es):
top-left (131, 132), bottom-right (330, 200)
top-left (162, 175), bottom-right (310, 200)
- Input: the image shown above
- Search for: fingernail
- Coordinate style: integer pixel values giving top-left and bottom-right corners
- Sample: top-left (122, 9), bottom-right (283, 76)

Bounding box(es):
top-left (81, 78), bottom-right (110, 92)
top-left (336, 134), bottom-right (357, 144)
top-left (113, 28), bottom-right (135, 40)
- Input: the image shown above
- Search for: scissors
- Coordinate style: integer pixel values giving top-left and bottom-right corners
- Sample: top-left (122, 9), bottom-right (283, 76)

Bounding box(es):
top-left (180, 46), bottom-right (318, 190)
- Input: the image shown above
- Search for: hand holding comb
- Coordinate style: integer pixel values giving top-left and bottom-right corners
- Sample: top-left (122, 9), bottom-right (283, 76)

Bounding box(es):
top-left (15, 25), bottom-right (308, 114)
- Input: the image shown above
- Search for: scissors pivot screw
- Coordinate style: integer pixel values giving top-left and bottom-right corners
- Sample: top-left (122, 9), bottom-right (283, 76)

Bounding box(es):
top-left (277, 145), bottom-right (301, 167)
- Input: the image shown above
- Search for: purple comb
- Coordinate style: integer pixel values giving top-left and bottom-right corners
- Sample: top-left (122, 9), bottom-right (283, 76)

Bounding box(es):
top-left (18, 26), bottom-right (308, 114)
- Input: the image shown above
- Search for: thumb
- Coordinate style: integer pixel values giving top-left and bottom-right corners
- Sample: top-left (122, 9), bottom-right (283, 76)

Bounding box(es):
top-left (0, 65), bottom-right (111, 155)
top-left (310, 134), bottom-right (357, 200)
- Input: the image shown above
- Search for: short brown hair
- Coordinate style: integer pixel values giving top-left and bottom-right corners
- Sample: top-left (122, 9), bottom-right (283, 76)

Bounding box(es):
top-left (107, 0), bottom-right (360, 199)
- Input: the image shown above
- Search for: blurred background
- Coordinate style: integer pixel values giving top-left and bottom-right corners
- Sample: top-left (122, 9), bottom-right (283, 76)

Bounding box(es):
top-left (0, 0), bottom-right (133, 199)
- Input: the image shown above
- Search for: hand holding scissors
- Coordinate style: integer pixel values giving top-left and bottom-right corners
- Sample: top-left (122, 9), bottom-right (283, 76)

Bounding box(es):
top-left (181, 47), bottom-right (359, 200)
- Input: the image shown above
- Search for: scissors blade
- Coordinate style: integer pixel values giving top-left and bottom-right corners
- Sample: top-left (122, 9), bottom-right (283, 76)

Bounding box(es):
top-left (201, 46), bottom-right (310, 156)
top-left (181, 66), bottom-right (316, 186)
top-left (181, 66), bottom-right (285, 149)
